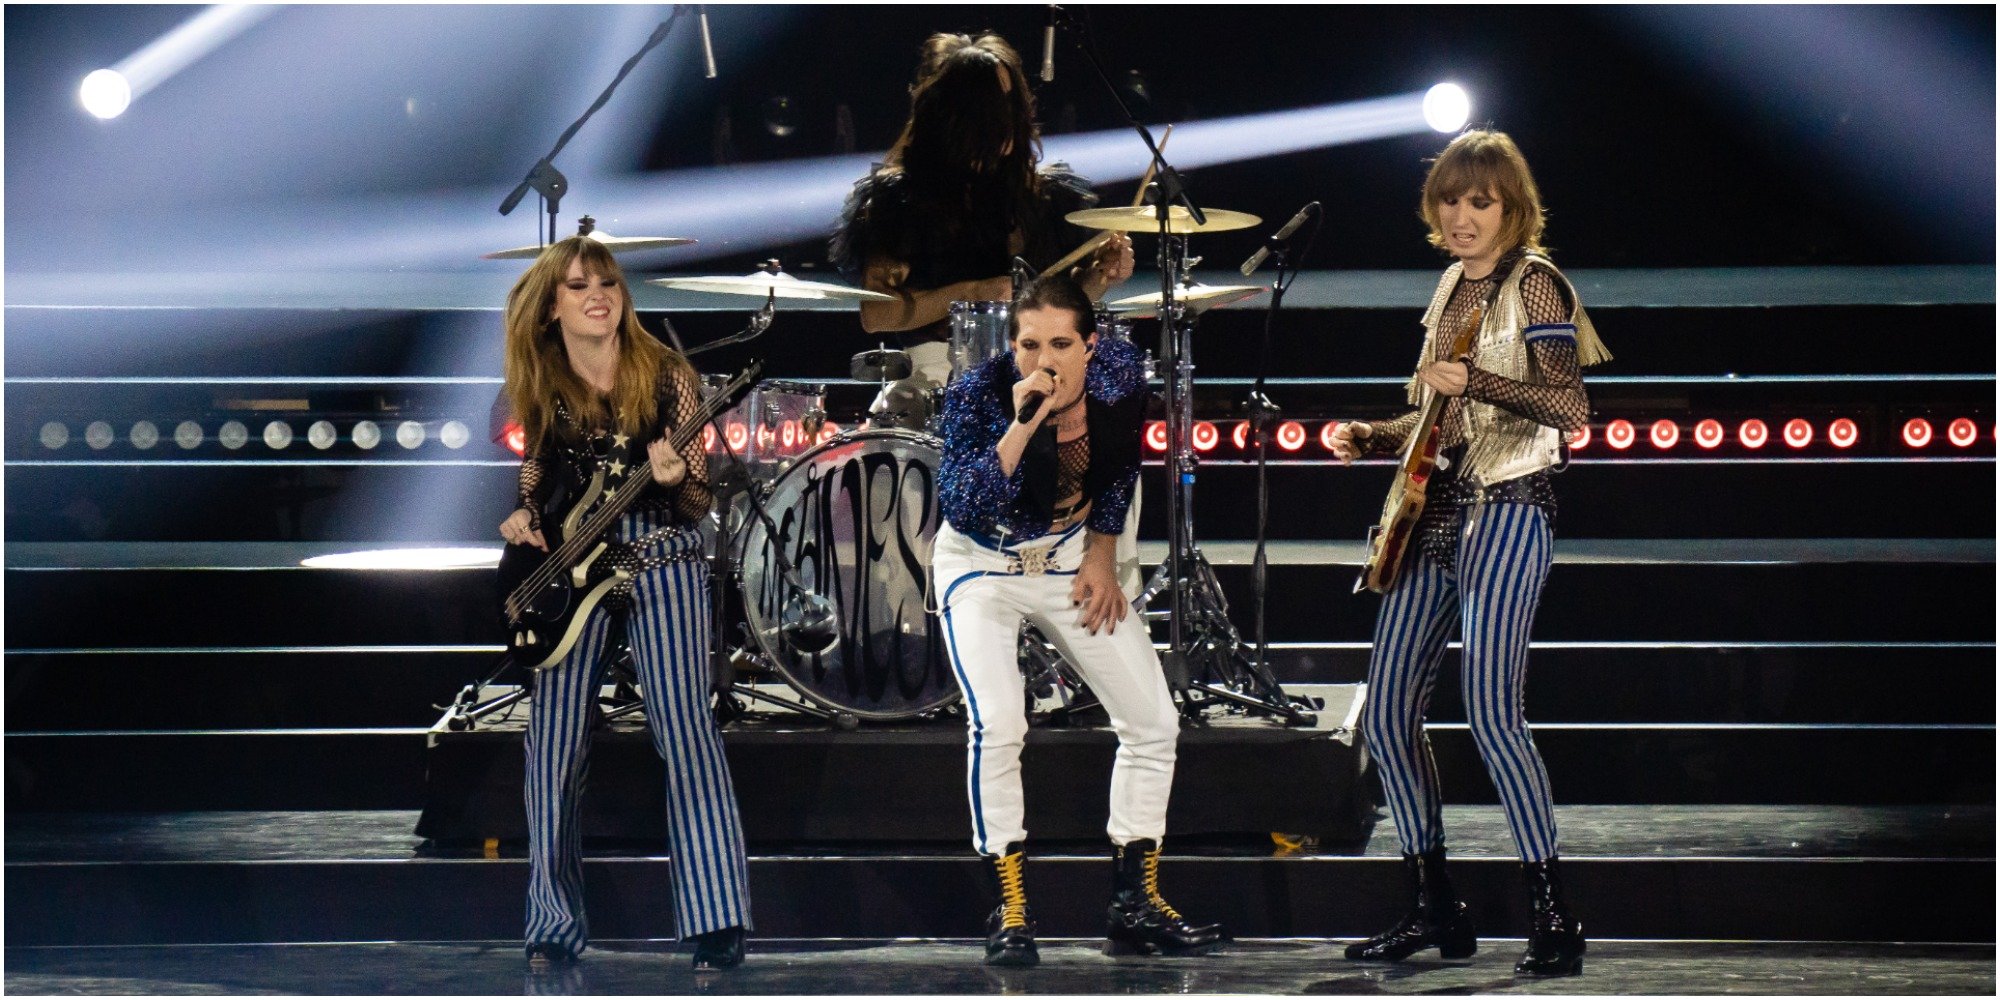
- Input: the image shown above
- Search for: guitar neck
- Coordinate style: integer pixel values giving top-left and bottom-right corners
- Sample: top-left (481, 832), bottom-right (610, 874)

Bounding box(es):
top-left (565, 389), bottom-right (734, 546)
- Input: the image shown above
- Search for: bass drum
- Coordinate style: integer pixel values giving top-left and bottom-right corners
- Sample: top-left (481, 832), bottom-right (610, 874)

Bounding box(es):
top-left (735, 428), bottom-right (958, 720)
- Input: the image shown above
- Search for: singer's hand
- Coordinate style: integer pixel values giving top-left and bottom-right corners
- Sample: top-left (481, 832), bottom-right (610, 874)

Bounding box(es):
top-left (1076, 234), bottom-right (1135, 299)
top-left (1070, 550), bottom-right (1128, 636)
top-left (1012, 368), bottom-right (1059, 426)
top-left (1331, 421), bottom-right (1372, 466)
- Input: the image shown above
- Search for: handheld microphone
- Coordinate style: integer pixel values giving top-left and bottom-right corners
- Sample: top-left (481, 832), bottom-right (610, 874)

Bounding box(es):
top-left (1239, 201), bottom-right (1320, 276)
top-left (1040, 5), bottom-right (1058, 83)
top-left (1017, 367), bottom-right (1059, 424)
top-left (697, 5), bottom-right (717, 79)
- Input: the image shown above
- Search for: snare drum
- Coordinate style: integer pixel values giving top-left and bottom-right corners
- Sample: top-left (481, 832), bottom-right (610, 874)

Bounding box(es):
top-left (947, 300), bottom-right (1011, 385)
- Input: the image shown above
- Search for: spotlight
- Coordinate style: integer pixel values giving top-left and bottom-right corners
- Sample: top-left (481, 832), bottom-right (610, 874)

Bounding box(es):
top-left (755, 424), bottom-right (776, 450)
top-left (1146, 421), bottom-right (1168, 452)
top-left (1948, 418), bottom-right (1978, 448)
top-left (219, 420), bottom-right (249, 450)
top-left (352, 420), bottom-right (382, 450)
top-left (40, 422), bottom-right (69, 450)
top-left (1605, 419), bottom-right (1634, 450)
top-left (1232, 422), bottom-right (1250, 450)
top-left (1276, 421), bottom-right (1307, 451)
top-left (1783, 418), bottom-right (1813, 449)
top-left (1320, 422), bottom-right (1343, 452)
top-left (174, 421), bottom-right (204, 449)
top-left (301, 547), bottom-right (499, 571)
top-left (726, 422), bottom-right (748, 451)
top-left (130, 421), bottom-right (160, 450)
top-left (1827, 418), bottom-right (1858, 449)
top-left (780, 420), bottom-right (799, 450)
top-left (441, 420), bottom-right (471, 450)
top-left (397, 421), bottom-right (426, 449)
top-left (504, 424), bottom-right (528, 457)
top-left (79, 69), bottom-right (132, 119)
top-left (1423, 83), bottom-right (1470, 132)
top-left (816, 421), bottom-right (841, 445)
top-left (1902, 418), bottom-right (1933, 449)
top-left (1649, 419), bottom-right (1679, 450)
top-left (85, 421), bottom-right (115, 450)
top-left (1739, 419), bottom-right (1768, 449)
top-left (702, 425), bottom-right (718, 450)
top-left (308, 420), bottom-right (337, 450)
top-left (1693, 419), bottom-right (1723, 449)
top-left (1568, 425), bottom-right (1590, 450)
top-left (1192, 421), bottom-right (1219, 452)
top-left (263, 420), bottom-right (293, 450)
top-left (761, 95), bottom-right (799, 138)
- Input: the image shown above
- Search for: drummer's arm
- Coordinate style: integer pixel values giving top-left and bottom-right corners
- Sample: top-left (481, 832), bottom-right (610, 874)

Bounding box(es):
top-left (858, 256), bottom-right (1013, 334)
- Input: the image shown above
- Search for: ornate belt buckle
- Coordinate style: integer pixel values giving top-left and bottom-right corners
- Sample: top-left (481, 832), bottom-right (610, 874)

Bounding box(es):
top-left (1008, 545), bottom-right (1053, 577)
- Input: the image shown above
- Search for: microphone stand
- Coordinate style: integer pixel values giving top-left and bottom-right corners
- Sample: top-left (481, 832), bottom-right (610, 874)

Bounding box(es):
top-left (496, 5), bottom-right (694, 245)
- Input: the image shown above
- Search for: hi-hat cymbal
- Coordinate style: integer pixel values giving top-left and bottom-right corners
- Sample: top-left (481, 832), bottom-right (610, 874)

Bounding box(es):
top-left (647, 271), bottom-right (895, 303)
top-left (481, 230), bottom-right (695, 260)
top-left (1066, 205), bottom-right (1261, 234)
top-left (1107, 282), bottom-right (1267, 316)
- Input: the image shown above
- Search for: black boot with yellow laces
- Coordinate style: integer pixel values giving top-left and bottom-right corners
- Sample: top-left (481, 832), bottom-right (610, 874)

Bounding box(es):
top-left (1104, 839), bottom-right (1226, 956)
top-left (983, 842), bottom-right (1038, 966)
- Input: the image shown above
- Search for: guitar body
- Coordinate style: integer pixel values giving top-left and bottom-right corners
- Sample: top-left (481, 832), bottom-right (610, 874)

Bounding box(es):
top-left (497, 360), bottom-right (763, 671)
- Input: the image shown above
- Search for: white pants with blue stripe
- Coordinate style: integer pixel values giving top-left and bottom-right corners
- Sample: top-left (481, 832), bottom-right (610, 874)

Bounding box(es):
top-left (523, 512), bottom-right (752, 956)
top-left (932, 519), bottom-right (1180, 855)
top-left (1363, 501), bottom-right (1561, 863)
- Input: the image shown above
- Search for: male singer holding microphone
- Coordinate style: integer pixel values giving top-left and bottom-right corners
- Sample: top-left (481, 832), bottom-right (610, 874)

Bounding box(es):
top-left (930, 275), bottom-right (1224, 965)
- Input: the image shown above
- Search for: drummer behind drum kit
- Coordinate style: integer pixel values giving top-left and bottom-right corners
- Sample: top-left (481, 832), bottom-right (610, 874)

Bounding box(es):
top-left (447, 200), bottom-right (1323, 734)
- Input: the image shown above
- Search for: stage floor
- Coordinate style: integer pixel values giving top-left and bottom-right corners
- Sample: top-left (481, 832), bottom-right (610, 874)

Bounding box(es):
top-left (4, 939), bottom-right (1990, 995)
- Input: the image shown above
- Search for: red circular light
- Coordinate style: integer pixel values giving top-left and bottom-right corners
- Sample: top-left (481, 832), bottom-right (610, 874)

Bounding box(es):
top-left (1739, 419), bottom-right (1768, 449)
top-left (1828, 418), bottom-right (1858, 449)
top-left (1232, 422), bottom-right (1250, 450)
top-left (1192, 421), bottom-right (1219, 452)
top-left (1568, 425), bottom-right (1590, 450)
top-left (1649, 419), bottom-right (1680, 450)
top-left (1145, 421), bottom-right (1168, 452)
top-left (1902, 418), bottom-right (1933, 448)
top-left (702, 424), bottom-right (718, 450)
top-left (1276, 421), bottom-right (1306, 451)
top-left (780, 420), bottom-right (799, 449)
top-left (817, 421), bottom-right (841, 445)
top-left (1605, 419), bottom-right (1635, 450)
top-left (503, 423), bottom-right (528, 457)
top-left (1783, 419), bottom-right (1813, 449)
top-left (1320, 422), bottom-right (1343, 452)
top-left (1693, 419), bottom-right (1723, 449)
top-left (756, 425), bottom-right (776, 450)
top-left (726, 422), bottom-right (748, 451)
top-left (1948, 418), bottom-right (1978, 447)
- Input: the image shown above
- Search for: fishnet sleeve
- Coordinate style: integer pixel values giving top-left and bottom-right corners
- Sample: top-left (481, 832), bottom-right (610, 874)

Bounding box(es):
top-left (1462, 267), bottom-right (1588, 432)
top-left (663, 365), bottom-right (714, 523)
top-left (1362, 409), bottom-right (1421, 456)
top-left (515, 450), bottom-right (551, 531)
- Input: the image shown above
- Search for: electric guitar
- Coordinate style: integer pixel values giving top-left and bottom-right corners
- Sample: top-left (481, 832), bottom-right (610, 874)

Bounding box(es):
top-left (1355, 304), bottom-right (1486, 595)
top-left (498, 360), bottom-right (761, 669)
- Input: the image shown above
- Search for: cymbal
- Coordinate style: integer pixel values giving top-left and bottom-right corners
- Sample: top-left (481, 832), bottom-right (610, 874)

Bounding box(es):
top-left (1107, 282), bottom-right (1267, 315)
top-left (1066, 205), bottom-right (1261, 234)
top-left (647, 271), bottom-right (895, 303)
top-left (481, 230), bottom-right (695, 260)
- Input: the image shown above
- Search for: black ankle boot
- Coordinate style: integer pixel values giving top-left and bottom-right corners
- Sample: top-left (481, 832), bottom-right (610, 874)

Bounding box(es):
top-left (1344, 847), bottom-right (1477, 962)
top-left (1515, 857), bottom-right (1584, 977)
top-left (983, 843), bottom-right (1039, 967)
top-left (690, 926), bottom-right (745, 971)
top-left (1104, 839), bottom-right (1225, 956)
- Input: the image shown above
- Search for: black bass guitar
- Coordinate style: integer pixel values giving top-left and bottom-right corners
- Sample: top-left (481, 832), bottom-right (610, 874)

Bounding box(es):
top-left (498, 360), bottom-right (761, 669)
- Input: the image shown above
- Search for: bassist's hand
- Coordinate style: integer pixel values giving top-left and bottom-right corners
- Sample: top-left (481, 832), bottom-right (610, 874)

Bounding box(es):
top-left (500, 508), bottom-right (548, 552)
top-left (647, 437), bottom-right (687, 487)
top-left (1331, 421), bottom-right (1372, 466)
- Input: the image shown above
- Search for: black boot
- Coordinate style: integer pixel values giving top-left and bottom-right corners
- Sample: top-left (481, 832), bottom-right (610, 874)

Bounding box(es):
top-left (690, 926), bottom-right (745, 972)
top-left (1343, 847), bottom-right (1477, 961)
top-left (1514, 857), bottom-right (1584, 977)
top-left (1104, 839), bottom-right (1225, 956)
top-left (983, 843), bottom-right (1039, 967)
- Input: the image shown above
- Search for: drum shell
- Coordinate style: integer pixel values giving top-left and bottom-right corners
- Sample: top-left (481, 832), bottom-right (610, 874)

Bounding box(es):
top-left (704, 377), bottom-right (828, 484)
top-left (947, 300), bottom-right (1011, 385)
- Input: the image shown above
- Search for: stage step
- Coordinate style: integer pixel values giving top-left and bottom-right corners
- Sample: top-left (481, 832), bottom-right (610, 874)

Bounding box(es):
top-left (6, 805), bottom-right (1989, 946)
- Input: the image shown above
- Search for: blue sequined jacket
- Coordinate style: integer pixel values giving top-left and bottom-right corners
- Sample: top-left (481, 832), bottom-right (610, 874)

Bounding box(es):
top-left (938, 336), bottom-right (1148, 542)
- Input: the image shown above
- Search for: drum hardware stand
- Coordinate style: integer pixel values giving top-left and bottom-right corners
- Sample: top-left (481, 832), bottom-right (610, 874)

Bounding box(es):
top-left (497, 5), bottom-right (700, 246)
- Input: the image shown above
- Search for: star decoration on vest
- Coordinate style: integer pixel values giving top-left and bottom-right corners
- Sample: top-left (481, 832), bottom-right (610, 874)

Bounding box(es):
top-left (611, 432), bottom-right (630, 449)
top-left (608, 459), bottom-right (627, 478)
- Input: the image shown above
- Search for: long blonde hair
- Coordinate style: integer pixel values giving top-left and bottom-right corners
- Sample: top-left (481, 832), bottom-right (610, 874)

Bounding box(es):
top-left (502, 237), bottom-right (690, 452)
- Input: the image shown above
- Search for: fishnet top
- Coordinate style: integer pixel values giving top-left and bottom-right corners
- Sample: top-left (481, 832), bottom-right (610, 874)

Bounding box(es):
top-left (1051, 431), bottom-right (1091, 526)
top-left (1364, 261), bottom-right (1589, 456)
top-left (514, 362), bottom-right (714, 530)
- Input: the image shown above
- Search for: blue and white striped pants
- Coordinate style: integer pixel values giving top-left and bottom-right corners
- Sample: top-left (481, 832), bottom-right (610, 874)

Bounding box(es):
top-left (1363, 501), bottom-right (1561, 863)
top-left (523, 512), bottom-right (752, 956)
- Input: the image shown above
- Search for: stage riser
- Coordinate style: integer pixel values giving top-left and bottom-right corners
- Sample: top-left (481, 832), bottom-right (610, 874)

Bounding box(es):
top-left (9, 726), bottom-right (1988, 812)
top-left (4, 304), bottom-right (1992, 382)
top-left (9, 562), bottom-right (1988, 648)
top-left (7, 459), bottom-right (1994, 543)
top-left (6, 856), bottom-right (1988, 947)
top-left (7, 646), bottom-right (1992, 731)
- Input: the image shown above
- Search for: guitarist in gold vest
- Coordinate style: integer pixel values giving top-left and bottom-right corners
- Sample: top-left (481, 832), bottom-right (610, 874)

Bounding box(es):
top-left (499, 237), bottom-right (751, 974)
top-left (1330, 130), bottom-right (1611, 978)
